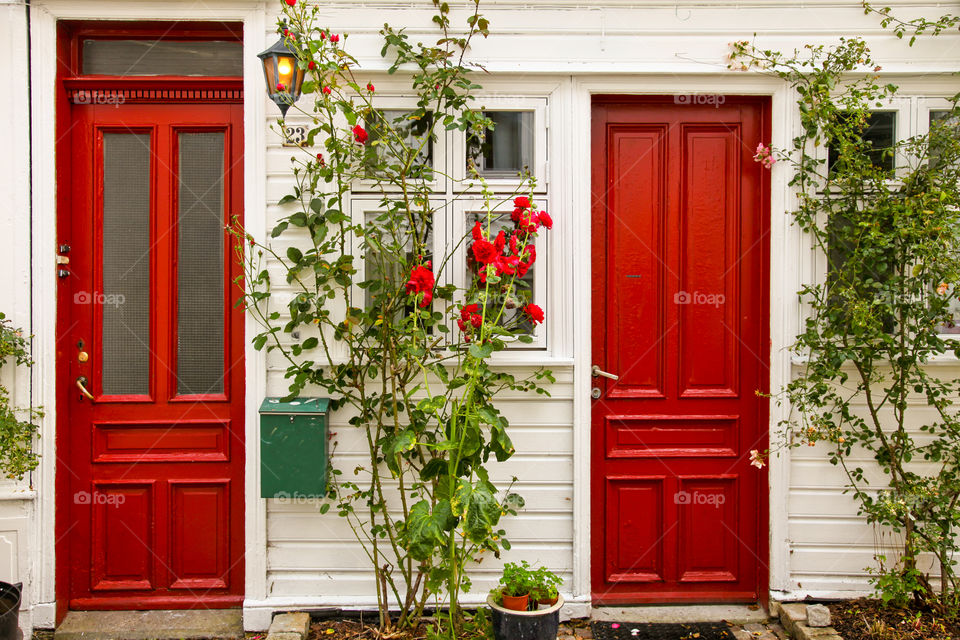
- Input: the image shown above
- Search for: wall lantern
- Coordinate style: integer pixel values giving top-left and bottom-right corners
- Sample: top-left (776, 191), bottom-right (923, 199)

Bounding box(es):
top-left (258, 36), bottom-right (305, 117)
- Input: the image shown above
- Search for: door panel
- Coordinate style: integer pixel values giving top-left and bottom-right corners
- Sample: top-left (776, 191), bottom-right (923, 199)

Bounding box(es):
top-left (60, 102), bottom-right (244, 609)
top-left (591, 97), bottom-right (769, 604)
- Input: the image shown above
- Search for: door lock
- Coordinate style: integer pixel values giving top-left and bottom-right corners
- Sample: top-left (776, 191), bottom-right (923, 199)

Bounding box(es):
top-left (591, 387), bottom-right (602, 399)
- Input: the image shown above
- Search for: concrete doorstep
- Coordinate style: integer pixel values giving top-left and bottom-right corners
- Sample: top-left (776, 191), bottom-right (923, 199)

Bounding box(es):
top-left (54, 610), bottom-right (244, 640)
top-left (778, 602), bottom-right (843, 640)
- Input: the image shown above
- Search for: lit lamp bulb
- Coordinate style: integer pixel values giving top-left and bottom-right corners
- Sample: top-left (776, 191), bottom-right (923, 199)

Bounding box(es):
top-left (277, 58), bottom-right (294, 86)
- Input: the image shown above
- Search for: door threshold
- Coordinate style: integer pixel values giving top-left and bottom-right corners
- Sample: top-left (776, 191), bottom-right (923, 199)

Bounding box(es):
top-left (54, 610), bottom-right (243, 640)
top-left (591, 604), bottom-right (770, 624)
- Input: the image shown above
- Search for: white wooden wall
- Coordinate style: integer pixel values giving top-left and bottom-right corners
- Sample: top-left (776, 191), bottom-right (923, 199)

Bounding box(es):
top-left (0, 0), bottom-right (956, 631)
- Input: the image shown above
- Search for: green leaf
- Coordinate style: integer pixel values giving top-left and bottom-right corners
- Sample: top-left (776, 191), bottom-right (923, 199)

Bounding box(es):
top-left (286, 247), bottom-right (303, 263)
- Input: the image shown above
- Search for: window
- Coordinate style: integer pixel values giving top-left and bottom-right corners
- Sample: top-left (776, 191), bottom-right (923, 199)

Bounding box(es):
top-left (453, 201), bottom-right (547, 349)
top-left (467, 111), bottom-right (534, 178)
top-left (828, 110), bottom-right (897, 173)
top-left (82, 39), bottom-right (242, 76)
top-left (453, 97), bottom-right (547, 192)
top-left (363, 109), bottom-right (434, 180)
top-left (929, 109), bottom-right (960, 169)
top-left (466, 211), bottom-right (537, 335)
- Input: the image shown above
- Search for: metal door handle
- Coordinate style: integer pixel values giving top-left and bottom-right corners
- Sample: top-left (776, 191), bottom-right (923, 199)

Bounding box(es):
top-left (591, 365), bottom-right (619, 380)
top-left (76, 376), bottom-right (94, 400)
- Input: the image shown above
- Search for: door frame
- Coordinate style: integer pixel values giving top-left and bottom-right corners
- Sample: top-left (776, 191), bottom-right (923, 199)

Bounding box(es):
top-left (570, 79), bottom-right (792, 608)
top-left (39, 9), bottom-right (267, 624)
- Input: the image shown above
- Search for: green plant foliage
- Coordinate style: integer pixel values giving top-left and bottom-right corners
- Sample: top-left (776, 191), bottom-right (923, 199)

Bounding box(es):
top-left (233, 1), bottom-right (554, 635)
top-left (0, 312), bottom-right (40, 479)
top-left (730, 36), bottom-right (960, 609)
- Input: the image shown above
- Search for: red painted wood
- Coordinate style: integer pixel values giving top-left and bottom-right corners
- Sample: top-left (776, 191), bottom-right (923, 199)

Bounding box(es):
top-left (57, 97), bottom-right (245, 609)
top-left (591, 96), bottom-right (770, 604)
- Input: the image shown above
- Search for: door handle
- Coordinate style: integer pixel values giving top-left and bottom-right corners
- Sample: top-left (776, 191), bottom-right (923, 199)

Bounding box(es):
top-left (75, 376), bottom-right (94, 400)
top-left (591, 365), bottom-right (619, 380)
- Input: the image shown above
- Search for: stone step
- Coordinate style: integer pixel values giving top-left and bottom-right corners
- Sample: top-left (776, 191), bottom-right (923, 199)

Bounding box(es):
top-left (54, 610), bottom-right (243, 640)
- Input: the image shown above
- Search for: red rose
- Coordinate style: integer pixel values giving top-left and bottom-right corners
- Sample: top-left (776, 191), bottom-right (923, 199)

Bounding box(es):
top-left (330, 34), bottom-right (340, 43)
top-left (509, 233), bottom-right (519, 255)
top-left (285, 0), bottom-right (296, 6)
top-left (524, 303), bottom-right (544, 324)
top-left (460, 303), bottom-right (480, 320)
top-left (514, 196), bottom-right (531, 209)
top-left (405, 264), bottom-right (434, 308)
top-left (522, 244), bottom-right (536, 264)
top-left (322, 86), bottom-right (332, 95)
top-left (353, 125), bottom-right (369, 144)
top-left (470, 313), bottom-right (483, 328)
top-left (276, 83), bottom-right (286, 91)
top-left (472, 239), bottom-right (497, 265)
top-left (516, 260), bottom-right (530, 278)
top-left (518, 211), bottom-right (540, 234)
top-left (308, 60), bottom-right (317, 70)
top-left (494, 230), bottom-right (506, 253)
top-left (320, 31), bottom-right (326, 40)
top-left (457, 318), bottom-right (468, 332)
top-left (494, 254), bottom-right (519, 276)
top-left (471, 221), bottom-right (483, 242)
top-left (366, 82), bottom-right (375, 92)
top-left (316, 153), bottom-right (325, 165)
top-left (537, 210), bottom-right (553, 230)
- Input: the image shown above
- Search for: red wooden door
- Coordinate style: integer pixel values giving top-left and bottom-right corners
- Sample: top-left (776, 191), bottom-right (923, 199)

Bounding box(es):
top-left (58, 100), bottom-right (245, 609)
top-left (590, 96), bottom-right (770, 604)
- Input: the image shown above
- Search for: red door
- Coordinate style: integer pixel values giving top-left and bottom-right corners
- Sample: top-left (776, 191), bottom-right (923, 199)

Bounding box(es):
top-left (57, 98), bottom-right (245, 609)
top-left (590, 96), bottom-right (770, 604)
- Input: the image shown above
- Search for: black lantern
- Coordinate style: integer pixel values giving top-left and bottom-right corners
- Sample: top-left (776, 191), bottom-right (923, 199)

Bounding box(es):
top-left (258, 36), bottom-right (305, 117)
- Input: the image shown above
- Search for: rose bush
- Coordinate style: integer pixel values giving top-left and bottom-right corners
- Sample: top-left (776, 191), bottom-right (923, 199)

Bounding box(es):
top-left (233, 1), bottom-right (553, 636)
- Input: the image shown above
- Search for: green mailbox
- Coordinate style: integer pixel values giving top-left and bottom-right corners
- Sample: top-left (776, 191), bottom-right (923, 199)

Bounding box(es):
top-left (259, 397), bottom-right (330, 499)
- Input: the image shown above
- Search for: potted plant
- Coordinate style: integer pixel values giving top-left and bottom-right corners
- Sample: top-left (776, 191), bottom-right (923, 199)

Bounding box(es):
top-left (531, 567), bottom-right (562, 607)
top-left (495, 561), bottom-right (537, 611)
top-left (488, 562), bottom-right (563, 640)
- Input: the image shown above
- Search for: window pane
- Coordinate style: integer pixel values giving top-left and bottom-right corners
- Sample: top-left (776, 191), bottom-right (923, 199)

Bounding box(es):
top-left (930, 109), bottom-right (960, 169)
top-left (467, 111), bottom-right (534, 177)
top-left (101, 133), bottom-right (151, 395)
top-left (363, 209), bottom-right (433, 313)
top-left (828, 111), bottom-right (896, 173)
top-left (363, 110), bottom-right (434, 179)
top-left (467, 212), bottom-right (536, 335)
top-left (82, 39), bottom-right (242, 76)
top-left (177, 132), bottom-right (225, 395)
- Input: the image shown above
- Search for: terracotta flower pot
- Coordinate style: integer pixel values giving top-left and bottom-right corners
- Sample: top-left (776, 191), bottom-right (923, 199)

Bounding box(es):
top-left (501, 592), bottom-right (530, 612)
top-left (538, 595), bottom-right (558, 607)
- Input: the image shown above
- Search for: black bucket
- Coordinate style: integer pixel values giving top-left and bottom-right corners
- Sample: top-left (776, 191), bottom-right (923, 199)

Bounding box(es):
top-left (0, 582), bottom-right (22, 640)
top-left (487, 594), bottom-right (562, 640)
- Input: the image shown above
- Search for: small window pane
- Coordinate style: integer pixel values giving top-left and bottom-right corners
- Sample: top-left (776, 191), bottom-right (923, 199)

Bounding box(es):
top-left (177, 132), bottom-right (225, 395)
top-left (363, 210), bottom-right (433, 314)
top-left (467, 212), bottom-right (536, 335)
top-left (101, 133), bottom-right (151, 396)
top-left (82, 39), bottom-right (242, 76)
top-left (828, 111), bottom-right (896, 173)
top-left (930, 109), bottom-right (960, 169)
top-left (467, 111), bottom-right (534, 178)
top-left (363, 110), bottom-right (434, 179)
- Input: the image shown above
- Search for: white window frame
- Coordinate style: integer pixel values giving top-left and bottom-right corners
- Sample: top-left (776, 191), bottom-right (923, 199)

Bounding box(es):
top-left (818, 97), bottom-right (911, 181)
top-left (449, 199), bottom-right (548, 351)
top-left (351, 96), bottom-right (449, 194)
top-left (916, 97), bottom-right (960, 339)
top-left (451, 96), bottom-right (548, 194)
